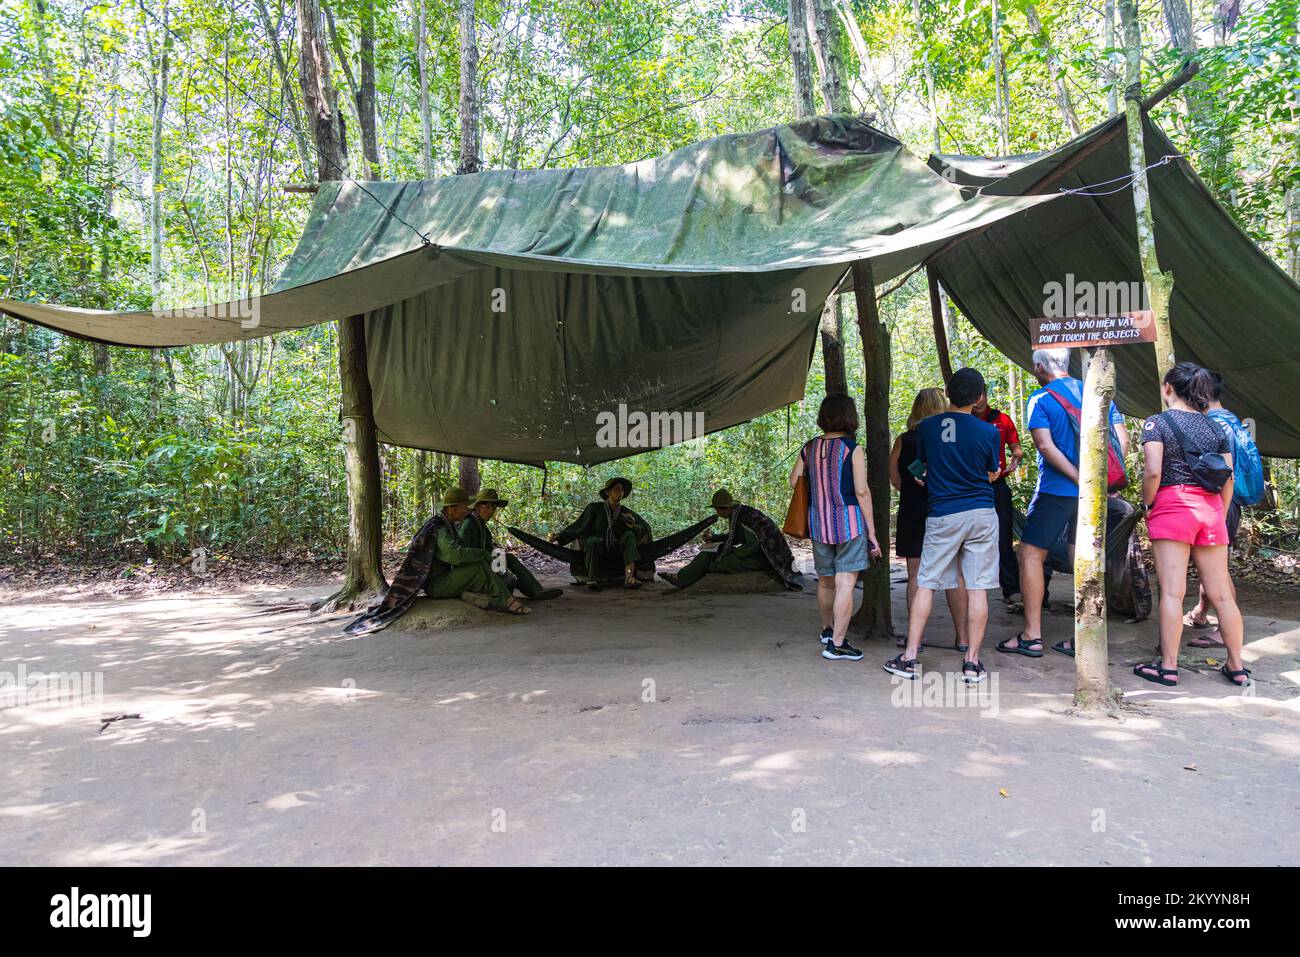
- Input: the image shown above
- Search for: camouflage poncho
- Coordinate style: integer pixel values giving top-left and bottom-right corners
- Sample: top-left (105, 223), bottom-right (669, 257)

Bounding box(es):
top-left (720, 504), bottom-right (803, 590)
top-left (343, 513), bottom-right (459, 636)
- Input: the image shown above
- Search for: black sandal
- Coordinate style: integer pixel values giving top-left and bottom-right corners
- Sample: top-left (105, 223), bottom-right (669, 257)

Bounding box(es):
top-left (1133, 660), bottom-right (1179, 686)
top-left (882, 656), bottom-right (918, 680)
top-left (996, 633), bottom-right (1043, 658)
top-left (1220, 664), bottom-right (1252, 687)
top-left (960, 660), bottom-right (987, 684)
top-left (1051, 640), bottom-right (1075, 658)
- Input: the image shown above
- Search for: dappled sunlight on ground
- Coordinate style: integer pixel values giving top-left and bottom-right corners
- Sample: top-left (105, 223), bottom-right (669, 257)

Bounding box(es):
top-left (1, 570), bottom-right (1297, 866)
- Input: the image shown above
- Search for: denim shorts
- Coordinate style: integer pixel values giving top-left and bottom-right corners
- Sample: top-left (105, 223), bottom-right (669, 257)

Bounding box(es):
top-left (1021, 492), bottom-right (1077, 551)
top-left (812, 534), bottom-right (868, 576)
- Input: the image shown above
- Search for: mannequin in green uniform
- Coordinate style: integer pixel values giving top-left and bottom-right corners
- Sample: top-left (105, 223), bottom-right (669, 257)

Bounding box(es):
top-left (459, 488), bottom-right (563, 601)
top-left (662, 489), bottom-right (772, 588)
top-left (551, 476), bottom-right (650, 589)
top-left (425, 487), bottom-right (530, 614)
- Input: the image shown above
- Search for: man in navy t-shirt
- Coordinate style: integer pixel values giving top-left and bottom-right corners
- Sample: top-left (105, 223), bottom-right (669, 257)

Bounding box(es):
top-left (998, 347), bottom-right (1128, 659)
top-left (884, 368), bottom-right (1001, 685)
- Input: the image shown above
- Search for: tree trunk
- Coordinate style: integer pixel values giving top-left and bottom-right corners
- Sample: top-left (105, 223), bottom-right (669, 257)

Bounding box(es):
top-left (358, 0), bottom-right (380, 180)
top-left (297, 0), bottom-right (386, 611)
top-left (456, 0), bottom-right (481, 175)
top-left (807, 0), bottom-right (850, 113)
top-left (1104, 0), bottom-right (1119, 114)
top-left (787, 0), bottom-right (816, 119)
top-left (453, 0), bottom-right (482, 492)
top-left (416, 0), bottom-right (432, 176)
top-left (147, 2), bottom-right (172, 304)
top-left (835, 0), bottom-right (892, 129)
top-left (254, 0), bottom-right (315, 178)
top-left (1120, 0), bottom-right (1177, 398)
top-left (820, 298), bottom-right (846, 395)
top-left (1026, 5), bottom-right (1080, 135)
top-left (991, 0), bottom-right (1011, 154)
top-left (849, 260), bottom-right (892, 640)
top-left (1073, 348), bottom-right (1122, 714)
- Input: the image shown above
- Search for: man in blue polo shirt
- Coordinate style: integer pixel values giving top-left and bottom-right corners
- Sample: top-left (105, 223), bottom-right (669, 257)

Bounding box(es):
top-left (884, 368), bottom-right (1001, 685)
top-left (998, 347), bottom-right (1128, 659)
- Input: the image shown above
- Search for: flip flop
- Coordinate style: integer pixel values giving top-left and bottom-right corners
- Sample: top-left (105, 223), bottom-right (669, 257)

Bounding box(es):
top-left (996, 633), bottom-right (1043, 658)
top-left (1188, 629), bottom-right (1225, 648)
top-left (1051, 640), bottom-right (1075, 658)
top-left (503, 603), bottom-right (533, 616)
top-left (1182, 612), bottom-right (1210, 629)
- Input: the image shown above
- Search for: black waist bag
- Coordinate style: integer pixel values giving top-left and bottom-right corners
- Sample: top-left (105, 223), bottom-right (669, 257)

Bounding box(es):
top-left (1161, 412), bottom-right (1233, 493)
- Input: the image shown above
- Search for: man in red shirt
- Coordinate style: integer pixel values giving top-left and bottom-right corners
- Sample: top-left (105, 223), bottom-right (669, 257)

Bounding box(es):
top-left (974, 395), bottom-right (1024, 601)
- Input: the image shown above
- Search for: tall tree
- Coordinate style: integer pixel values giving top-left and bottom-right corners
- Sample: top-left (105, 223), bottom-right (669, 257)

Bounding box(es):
top-left (807, 0), bottom-right (850, 114)
top-left (1120, 0), bottom-right (1177, 393)
top-left (456, 0), bottom-right (481, 493)
top-left (1103, 0), bottom-right (1119, 114)
top-left (787, 0), bottom-right (816, 119)
top-left (849, 261), bottom-right (891, 641)
top-left (792, 0), bottom-right (848, 396)
top-left (990, 0), bottom-right (1011, 154)
top-left (357, 0), bottom-right (380, 179)
top-left (416, 0), bottom-right (432, 177)
top-left (297, 0), bottom-right (386, 610)
top-left (912, 0), bottom-right (959, 363)
top-left (1026, 4), bottom-right (1080, 135)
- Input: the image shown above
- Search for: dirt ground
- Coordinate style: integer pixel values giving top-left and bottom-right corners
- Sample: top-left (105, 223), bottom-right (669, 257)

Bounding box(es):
top-left (1, 557), bottom-right (1297, 866)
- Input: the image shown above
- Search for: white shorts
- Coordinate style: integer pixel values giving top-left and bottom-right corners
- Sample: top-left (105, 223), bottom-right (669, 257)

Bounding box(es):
top-left (916, 508), bottom-right (999, 591)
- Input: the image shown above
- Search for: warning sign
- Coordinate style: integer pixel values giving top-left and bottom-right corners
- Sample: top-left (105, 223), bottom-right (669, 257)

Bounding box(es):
top-left (1031, 312), bottom-right (1156, 349)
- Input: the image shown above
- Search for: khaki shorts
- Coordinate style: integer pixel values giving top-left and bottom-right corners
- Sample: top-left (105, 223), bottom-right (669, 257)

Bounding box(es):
top-left (917, 508), bottom-right (999, 591)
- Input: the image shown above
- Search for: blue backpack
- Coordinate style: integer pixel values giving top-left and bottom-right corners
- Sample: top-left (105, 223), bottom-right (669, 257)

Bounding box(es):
top-left (1208, 409), bottom-right (1265, 506)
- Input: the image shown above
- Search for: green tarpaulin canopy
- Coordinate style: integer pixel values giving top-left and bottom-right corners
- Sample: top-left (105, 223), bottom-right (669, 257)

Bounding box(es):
top-left (4, 113), bottom-right (1300, 458)
top-left (929, 113), bottom-right (1300, 457)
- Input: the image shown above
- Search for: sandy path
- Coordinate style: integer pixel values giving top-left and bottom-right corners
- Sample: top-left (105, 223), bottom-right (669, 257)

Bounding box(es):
top-left (1, 566), bottom-right (1297, 866)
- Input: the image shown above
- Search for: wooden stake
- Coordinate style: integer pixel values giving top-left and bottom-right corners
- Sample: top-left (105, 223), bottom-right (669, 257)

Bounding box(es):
top-left (1073, 347), bottom-right (1122, 714)
top-left (927, 268), bottom-right (955, 383)
top-left (849, 259), bottom-right (893, 641)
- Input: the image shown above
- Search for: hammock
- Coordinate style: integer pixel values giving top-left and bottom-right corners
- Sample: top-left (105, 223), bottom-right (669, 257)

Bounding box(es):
top-left (508, 516), bottom-right (718, 582)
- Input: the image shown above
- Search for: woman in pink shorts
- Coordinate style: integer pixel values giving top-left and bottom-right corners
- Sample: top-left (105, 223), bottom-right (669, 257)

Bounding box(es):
top-left (1136, 363), bottom-right (1249, 689)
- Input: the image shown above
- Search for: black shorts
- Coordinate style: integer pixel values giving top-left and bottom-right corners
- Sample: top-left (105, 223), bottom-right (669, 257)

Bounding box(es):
top-left (1226, 500), bottom-right (1242, 546)
top-left (1021, 492), bottom-right (1077, 551)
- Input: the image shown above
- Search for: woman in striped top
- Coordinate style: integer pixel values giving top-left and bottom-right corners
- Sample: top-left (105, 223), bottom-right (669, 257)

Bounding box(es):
top-left (788, 393), bottom-right (882, 661)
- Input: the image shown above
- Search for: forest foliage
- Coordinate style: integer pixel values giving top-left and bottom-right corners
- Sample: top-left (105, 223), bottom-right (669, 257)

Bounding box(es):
top-left (1, 0), bottom-right (1297, 562)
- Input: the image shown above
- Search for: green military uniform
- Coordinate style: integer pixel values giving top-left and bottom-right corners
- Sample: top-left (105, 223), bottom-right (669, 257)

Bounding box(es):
top-left (555, 477), bottom-right (650, 581)
top-left (423, 520), bottom-right (514, 608)
top-left (674, 519), bottom-right (769, 586)
top-left (458, 511), bottom-right (548, 598)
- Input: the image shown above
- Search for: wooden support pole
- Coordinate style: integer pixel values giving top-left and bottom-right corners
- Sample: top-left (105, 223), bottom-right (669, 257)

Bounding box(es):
top-left (1073, 346), bottom-right (1122, 714)
top-left (927, 268), bottom-right (955, 383)
top-left (849, 258), bottom-right (893, 640)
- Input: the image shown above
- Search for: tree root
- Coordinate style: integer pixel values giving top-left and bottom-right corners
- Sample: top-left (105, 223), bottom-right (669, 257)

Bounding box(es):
top-left (311, 582), bottom-right (386, 615)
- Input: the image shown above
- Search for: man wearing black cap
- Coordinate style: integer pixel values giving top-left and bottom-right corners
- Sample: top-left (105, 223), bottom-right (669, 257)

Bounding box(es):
top-left (550, 477), bottom-right (650, 588)
top-left (884, 368), bottom-right (1002, 685)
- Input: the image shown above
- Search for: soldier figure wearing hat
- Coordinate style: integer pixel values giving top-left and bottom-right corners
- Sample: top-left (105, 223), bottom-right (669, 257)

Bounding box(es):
top-left (421, 486), bottom-right (531, 614)
top-left (459, 489), bottom-right (563, 601)
top-left (549, 476), bottom-right (650, 589)
top-left (661, 489), bottom-right (780, 588)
